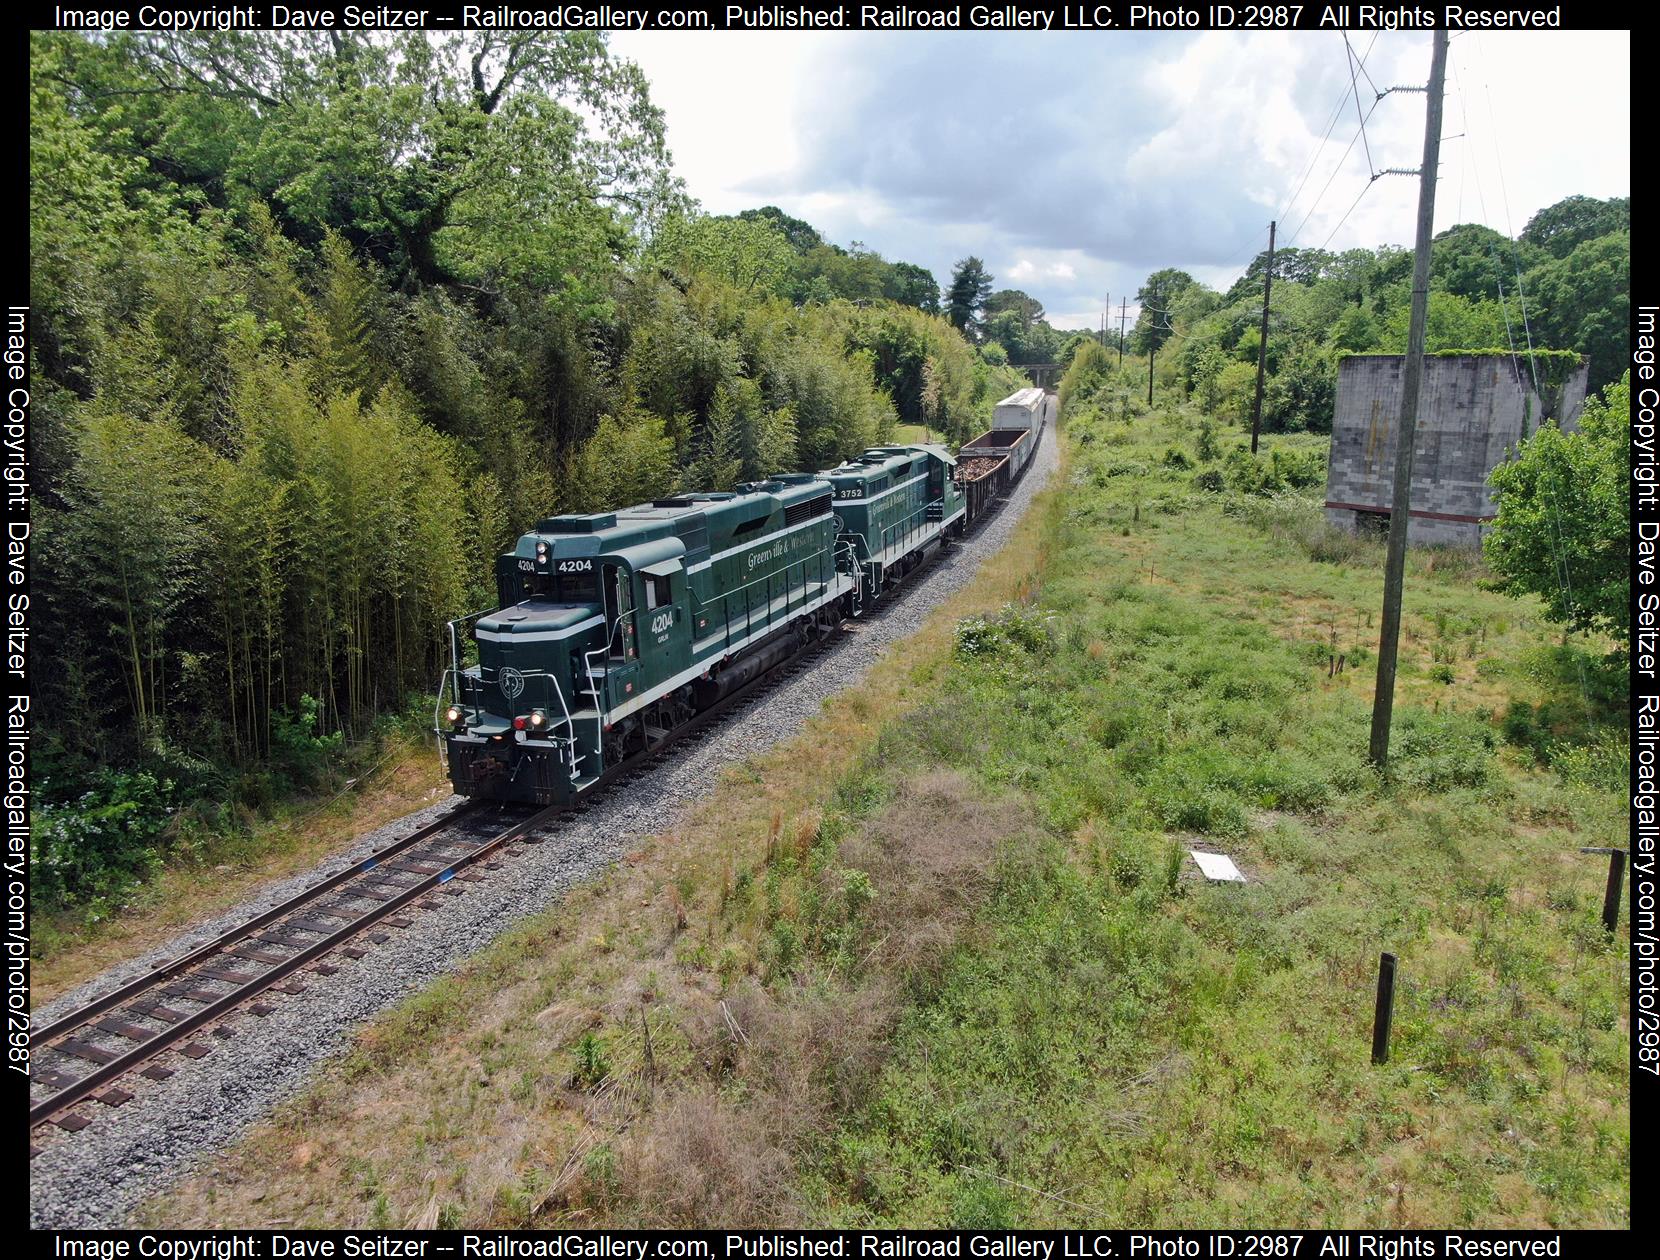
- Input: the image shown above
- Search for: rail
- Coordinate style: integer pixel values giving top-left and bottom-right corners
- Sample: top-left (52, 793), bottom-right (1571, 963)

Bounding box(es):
top-left (29, 798), bottom-right (522, 1131)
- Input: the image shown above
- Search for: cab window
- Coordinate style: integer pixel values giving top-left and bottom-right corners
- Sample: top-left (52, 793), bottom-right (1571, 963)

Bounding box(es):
top-left (555, 563), bottom-right (599, 602)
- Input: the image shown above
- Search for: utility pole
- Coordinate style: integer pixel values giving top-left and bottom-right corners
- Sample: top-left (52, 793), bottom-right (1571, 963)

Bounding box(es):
top-left (1249, 219), bottom-right (1276, 455)
top-left (1147, 343), bottom-right (1155, 407)
top-left (1118, 298), bottom-right (1127, 369)
top-left (1368, 30), bottom-right (1448, 771)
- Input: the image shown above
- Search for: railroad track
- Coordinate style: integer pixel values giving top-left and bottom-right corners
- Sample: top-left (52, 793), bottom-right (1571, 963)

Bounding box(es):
top-left (28, 617), bottom-right (848, 1145)
top-left (28, 799), bottom-right (553, 1140)
top-left (29, 456), bottom-right (1034, 1148)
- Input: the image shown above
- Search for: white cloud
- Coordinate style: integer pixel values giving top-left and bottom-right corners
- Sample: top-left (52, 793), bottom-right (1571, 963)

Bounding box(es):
top-left (608, 30), bottom-right (1630, 326)
top-left (1008, 257), bottom-right (1077, 283)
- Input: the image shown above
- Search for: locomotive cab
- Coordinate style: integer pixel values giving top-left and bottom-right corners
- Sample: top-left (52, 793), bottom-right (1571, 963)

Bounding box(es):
top-left (443, 519), bottom-right (696, 803)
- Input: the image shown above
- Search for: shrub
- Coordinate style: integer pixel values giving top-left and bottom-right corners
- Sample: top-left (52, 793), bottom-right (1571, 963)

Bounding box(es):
top-left (954, 605), bottom-right (1056, 660)
top-left (1391, 710), bottom-right (1496, 791)
top-left (1196, 419), bottom-right (1219, 461)
top-left (270, 694), bottom-right (345, 791)
top-left (32, 770), bottom-right (176, 912)
top-left (1549, 729), bottom-right (1629, 793)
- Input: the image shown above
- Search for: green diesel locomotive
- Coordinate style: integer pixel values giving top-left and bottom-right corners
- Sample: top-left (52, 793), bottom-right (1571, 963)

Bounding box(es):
top-left (439, 402), bottom-right (1045, 804)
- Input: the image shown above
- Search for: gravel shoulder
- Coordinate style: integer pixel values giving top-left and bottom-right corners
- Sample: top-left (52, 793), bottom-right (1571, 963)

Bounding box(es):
top-left (29, 428), bottom-right (1057, 1228)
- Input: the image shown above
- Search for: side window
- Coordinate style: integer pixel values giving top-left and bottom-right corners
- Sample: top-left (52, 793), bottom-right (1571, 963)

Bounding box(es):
top-left (643, 573), bottom-right (672, 610)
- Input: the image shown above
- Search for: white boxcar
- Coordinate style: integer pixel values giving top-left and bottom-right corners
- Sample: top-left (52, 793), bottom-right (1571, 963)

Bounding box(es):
top-left (993, 386), bottom-right (1047, 432)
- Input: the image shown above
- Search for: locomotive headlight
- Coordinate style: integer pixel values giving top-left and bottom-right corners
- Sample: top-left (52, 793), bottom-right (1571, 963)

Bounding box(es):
top-left (536, 541), bottom-right (549, 559)
top-left (445, 705), bottom-right (463, 725)
top-left (529, 709), bottom-right (547, 729)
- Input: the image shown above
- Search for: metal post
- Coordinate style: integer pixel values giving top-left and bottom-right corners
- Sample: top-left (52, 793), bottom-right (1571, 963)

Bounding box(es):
top-left (1368, 31), bottom-right (1448, 770)
top-left (1581, 847), bottom-right (1627, 932)
top-left (1371, 952), bottom-right (1397, 1065)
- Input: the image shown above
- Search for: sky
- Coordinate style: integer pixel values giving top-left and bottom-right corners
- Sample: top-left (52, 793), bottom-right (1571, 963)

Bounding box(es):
top-left (608, 29), bottom-right (1630, 331)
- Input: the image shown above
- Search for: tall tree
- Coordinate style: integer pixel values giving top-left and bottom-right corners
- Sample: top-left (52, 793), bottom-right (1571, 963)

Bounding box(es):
top-left (984, 288), bottom-right (1045, 328)
top-left (737, 205), bottom-right (823, 253)
top-left (55, 31), bottom-right (684, 306)
top-left (1430, 222), bottom-right (1533, 304)
top-left (884, 261), bottom-right (940, 314)
top-left (652, 214), bottom-right (797, 295)
top-left (1132, 267), bottom-right (1197, 354)
top-left (945, 256), bottom-right (994, 337)
top-left (1528, 231), bottom-right (1630, 393)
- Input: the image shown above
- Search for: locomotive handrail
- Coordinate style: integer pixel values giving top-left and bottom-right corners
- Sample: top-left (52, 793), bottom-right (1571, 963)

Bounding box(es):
top-left (440, 606), bottom-right (500, 723)
top-left (881, 497), bottom-right (938, 562)
top-left (689, 540), bottom-right (841, 652)
top-left (432, 669), bottom-right (453, 762)
top-left (546, 667), bottom-right (582, 780)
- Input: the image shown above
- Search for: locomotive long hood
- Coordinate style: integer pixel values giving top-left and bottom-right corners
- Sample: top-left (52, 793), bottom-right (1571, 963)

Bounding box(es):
top-left (475, 601), bottom-right (604, 642)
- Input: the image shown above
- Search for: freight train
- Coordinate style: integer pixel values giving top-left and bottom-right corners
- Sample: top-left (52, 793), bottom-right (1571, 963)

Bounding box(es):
top-left (437, 388), bottom-right (1051, 803)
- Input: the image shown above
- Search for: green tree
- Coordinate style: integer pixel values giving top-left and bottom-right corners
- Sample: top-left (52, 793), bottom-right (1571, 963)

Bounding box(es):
top-left (737, 205), bottom-right (823, 253)
top-left (1485, 373), bottom-right (1630, 644)
top-left (1527, 231), bottom-right (1629, 394)
top-left (570, 404), bottom-right (679, 511)
top-left (945, 256), bottom-right (994, 337)
top-left (70, 413), bottom-right (210, 739)
top-left (1223, 246), bottom-right (1330, 304)
top-left (1379, 291), bottom-right (1512, 353)
top-left (87, 31), bottom-right (682, 303)
top-left (652, 214), bottom-right (797, 295)
top-left (1430, 222), bottom-right (1536, 304)
top-left (885, 261), bottom-right (940, 314)
top-left (1521, 194), bottom-right (1630, 260)
top-left (1132, 268), bottom-right (1197, 354)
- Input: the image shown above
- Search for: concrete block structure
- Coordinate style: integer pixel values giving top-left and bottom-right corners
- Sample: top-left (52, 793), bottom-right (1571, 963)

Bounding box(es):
top-left (1323, 353), bottom-right (1589, 546)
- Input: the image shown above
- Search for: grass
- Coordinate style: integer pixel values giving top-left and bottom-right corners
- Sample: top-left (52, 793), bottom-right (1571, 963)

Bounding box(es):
top-left (891, 423), bottom-right (938, 446)
top-left (138, 407), bottom-right (1628, 1229)
top-left (34, 737), bottom-right (452, 1003)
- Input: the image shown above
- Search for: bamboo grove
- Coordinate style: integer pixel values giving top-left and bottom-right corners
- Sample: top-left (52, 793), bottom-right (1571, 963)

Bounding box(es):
top-left (30, 31), bottom-right (1023, 812)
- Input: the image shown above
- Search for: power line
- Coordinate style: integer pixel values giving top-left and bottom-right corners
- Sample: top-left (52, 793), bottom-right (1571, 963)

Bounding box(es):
top-left (1453, 36), bottom-right (1593, 720)
top-left (1281, 103), bottom-right (1385, 251)
top-left (1282, 38), bottom-right (1396, 252)
top-left (1344, 34), bottom-right (1378, 180)
top-left (1277, 34), bottom-right (1380, 230)
top-left (1473, 32), bottom-right (1542, 396)
top-left (1214, 33), bottom-right (1381, 287)
top-left (1317, 177), bottom-right (1380, 253)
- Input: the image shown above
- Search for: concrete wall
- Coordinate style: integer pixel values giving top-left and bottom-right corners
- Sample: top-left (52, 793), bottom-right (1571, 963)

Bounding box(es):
top-left (1323, 354), bottom-right (1589, 546)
